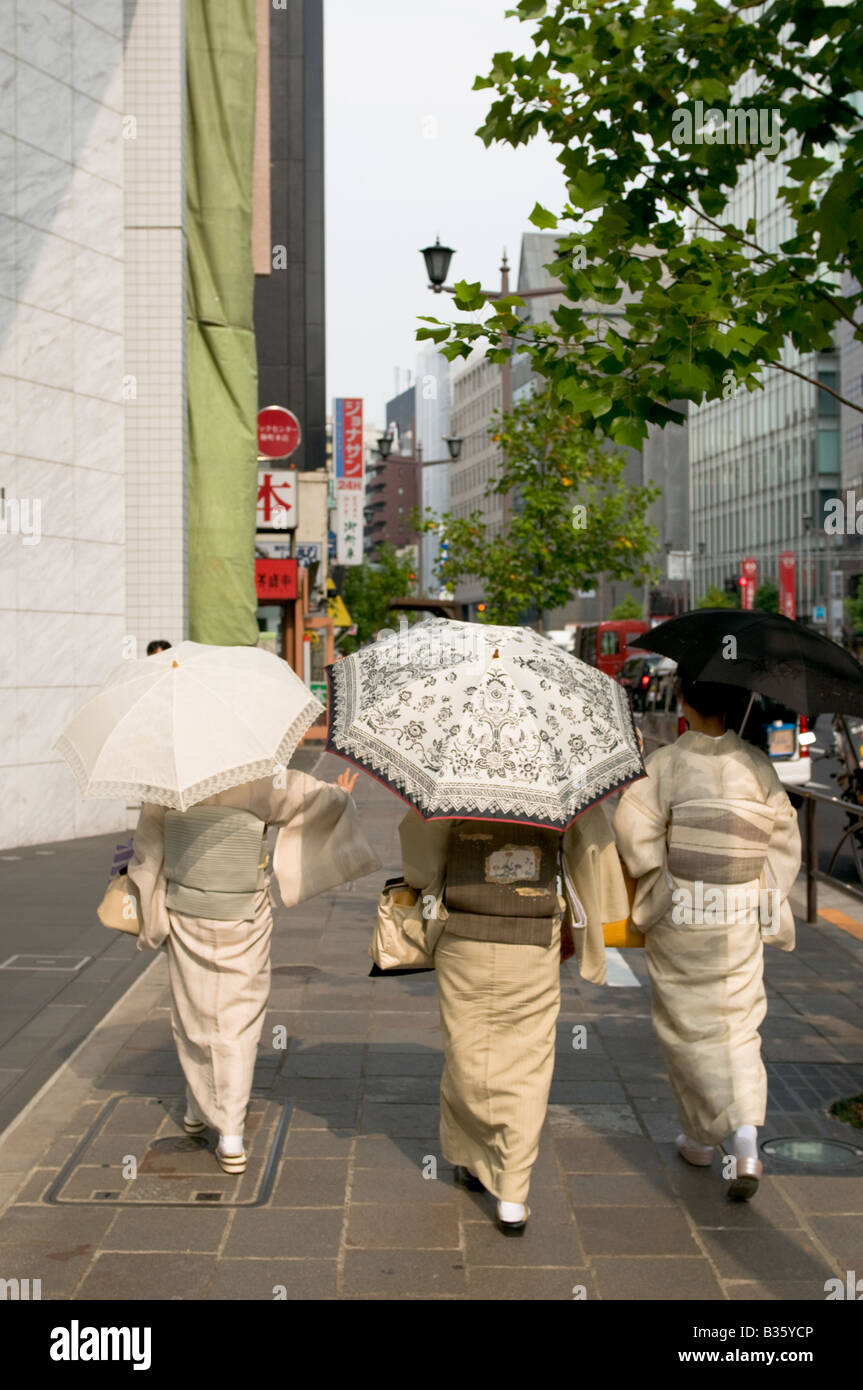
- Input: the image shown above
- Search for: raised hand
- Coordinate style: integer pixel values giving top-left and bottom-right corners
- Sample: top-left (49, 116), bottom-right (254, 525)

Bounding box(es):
top-left (335, 768), bottom-right (359, 795)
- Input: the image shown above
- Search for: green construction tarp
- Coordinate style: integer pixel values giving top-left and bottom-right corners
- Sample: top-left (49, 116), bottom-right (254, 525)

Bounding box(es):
top-left (186, 0), bottom-right (259, 645)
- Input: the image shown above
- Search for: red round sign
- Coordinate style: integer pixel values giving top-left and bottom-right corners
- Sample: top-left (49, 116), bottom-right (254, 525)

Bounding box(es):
top-left (258, 405), bottom-right (301, 460)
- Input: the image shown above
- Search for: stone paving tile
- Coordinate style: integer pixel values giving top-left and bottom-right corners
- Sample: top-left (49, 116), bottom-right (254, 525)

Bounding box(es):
top-left (567, 1173), bottom-right (677, 1207)
top-left (576, 1205), bottom-right (701, 1257)
top-left (555, 1136), bottom-right (668, 1175)
top-left (807, 1214), bottom-right (863, 1264)
top-left (697, 1228), bottom-right (836, 1282)
top-left (223, 1208), bottom-right (344, 1260)
top-left (779, 1176), bottom-right (863, 1212)
top-left (464, 1213), bottom-right (586, 1267)
top-left (591, 1256), bottom-right (724, 1301)
top-left (360, 1103), bottom-right (443, 1136)
top-left (350, 1166), bottom-right (457, 1205)
top-left (346, 1202), bottom-right (459, 1250)
top-left (353, 1135), bottom-right (449, 1171)
top-left (342, 1248), bottom-right (467, 1298)
top-left (102, 1207), bottom-right (229, 1251)
top-left (269, 1159), bottom-right (350, 1207)
top-left (282, 1128), bottom-right (356, 1158)
top-left (724, 1279), bottom-right (832, 1300)
top-left (467, 1266), bottom-right (596, 1300)
top-left (208, 1258), bottom-right (338, 1300)
top-left (76, 1252), bottom-right (215, 1300)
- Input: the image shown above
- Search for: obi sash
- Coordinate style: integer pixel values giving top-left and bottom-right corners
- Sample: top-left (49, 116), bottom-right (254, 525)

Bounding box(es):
top-left (163, 805), bottom-right (268, 922)
top-left (444, 821), bottom-right (562, 947)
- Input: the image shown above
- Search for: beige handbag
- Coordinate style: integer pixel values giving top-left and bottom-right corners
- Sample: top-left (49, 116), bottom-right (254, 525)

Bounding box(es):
top-left (369, 874), bottom-right (446, 974)
top-left (97, 873), bottom-right (142, 935)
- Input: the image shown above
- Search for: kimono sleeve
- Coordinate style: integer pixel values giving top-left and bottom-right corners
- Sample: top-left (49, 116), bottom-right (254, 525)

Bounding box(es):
top-left (761, 775), bottom-right (802, 951)
top-left (612, 757), bottom-right (674, 930)
top-left (268, 771), bottom-right (382, 908)
top-left (399, 810), bottom-right (452, 891)
top-left (127, 802), bottom-right (170, 951)
top-left (562, 804), bottom-right (628, 985)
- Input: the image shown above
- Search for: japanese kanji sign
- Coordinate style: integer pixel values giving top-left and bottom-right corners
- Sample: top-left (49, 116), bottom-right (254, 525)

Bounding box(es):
top-left (254, 558), bottom-right (299, 602)
top-left (257, 469), bottom-right (297, 531)
top-left (335, 485), bottom-right (364, 566)
top-left (334, 398), bottom-right (364, 487)
top-left (258, 405), bottom-right (301, 460)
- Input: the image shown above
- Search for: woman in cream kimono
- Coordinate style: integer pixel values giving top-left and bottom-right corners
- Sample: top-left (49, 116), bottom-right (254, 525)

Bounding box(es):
top-left (399, 803), bottom-right (629, 1234)
top-left (614, 674), bottom-right (801, 1200)
top-left (127, 767), bottom-right (380, 1173)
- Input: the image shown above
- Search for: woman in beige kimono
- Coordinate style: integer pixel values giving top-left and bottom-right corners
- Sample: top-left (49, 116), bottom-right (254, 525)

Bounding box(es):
top-left (613, 674), bottom-right (801, 1200)
top-left (127, 767), bottom-right (380, 1173)
top-left (399, 804), bottom-right (629, 1234)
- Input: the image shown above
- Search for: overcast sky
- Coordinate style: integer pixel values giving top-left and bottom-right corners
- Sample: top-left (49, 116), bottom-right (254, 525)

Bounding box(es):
top-left (323, 0), bottom-right (567, 429)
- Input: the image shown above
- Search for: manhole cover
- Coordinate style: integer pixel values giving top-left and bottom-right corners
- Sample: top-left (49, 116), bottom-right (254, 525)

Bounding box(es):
top-left (762, 1137), bottom-right (863, 1167)
top-left (44, 1095), bottom-right (290, 1207)
top-left (148, 1135), bottom-right (209, 1154)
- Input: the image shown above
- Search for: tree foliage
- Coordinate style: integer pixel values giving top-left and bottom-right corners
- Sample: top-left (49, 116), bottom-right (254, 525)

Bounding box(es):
top-left (697, 583), bottom-right (738, 610)
top-left (338, 544), bottom-right (417, 653)
top-left (754, 579), bottom-right (780, 614)
top-left (418, 0), bottom-right (863, 446)
top-left (609, 594), bottom-right (644, 620)
top-left (417, 390), bottom-right (659, 626)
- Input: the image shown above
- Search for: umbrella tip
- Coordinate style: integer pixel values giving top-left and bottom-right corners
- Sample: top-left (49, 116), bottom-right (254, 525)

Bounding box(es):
top-left (492, 648), bottom-right (499, 659)
top-left (172, 660), bottom-right (179, 668)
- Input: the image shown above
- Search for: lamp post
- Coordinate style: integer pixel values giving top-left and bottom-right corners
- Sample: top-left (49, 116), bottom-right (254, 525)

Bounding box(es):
top-left (368, 423), bottom-right (463, 592)
top-left (421, 235), bottom-right (563, 539)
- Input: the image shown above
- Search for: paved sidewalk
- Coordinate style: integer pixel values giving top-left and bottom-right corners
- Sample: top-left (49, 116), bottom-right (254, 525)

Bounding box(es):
top-left (1, 758), bottom-right (862, 1300)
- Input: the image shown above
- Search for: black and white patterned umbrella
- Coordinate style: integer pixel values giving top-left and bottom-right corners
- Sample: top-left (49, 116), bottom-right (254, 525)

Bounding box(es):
top-left (326, 618), bottom-right (645, 829)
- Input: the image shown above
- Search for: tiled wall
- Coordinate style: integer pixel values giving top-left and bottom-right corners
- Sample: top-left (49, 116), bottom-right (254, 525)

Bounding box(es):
top-left (0, 0), bottom-right (187, 849)
top-left (123, 0), bottom-right (186, 651)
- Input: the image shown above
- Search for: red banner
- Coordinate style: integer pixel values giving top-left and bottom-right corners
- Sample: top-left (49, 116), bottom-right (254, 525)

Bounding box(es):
top-left (341, 398), bottom-right (364, 480)
top-left (740, 557), bottom-right (757, 611)
top-left (255, 558), bottom-right (299, 602)
top-left (778, 551), bottom-right (796, 621)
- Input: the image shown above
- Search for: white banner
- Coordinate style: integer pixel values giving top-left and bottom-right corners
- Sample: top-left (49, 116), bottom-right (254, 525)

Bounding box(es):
top-left (335, 482), bottom-right (364, 565)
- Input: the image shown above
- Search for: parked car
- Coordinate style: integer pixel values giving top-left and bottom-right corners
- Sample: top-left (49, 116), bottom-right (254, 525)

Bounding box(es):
top-left (639, 662), bottom-right (816, 786)
top-left (618, 652), bottom-right (675, 713)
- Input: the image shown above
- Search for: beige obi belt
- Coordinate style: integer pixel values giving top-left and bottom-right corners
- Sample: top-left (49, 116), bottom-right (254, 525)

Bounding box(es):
top-left (163, 805), bottom-right (268, 922)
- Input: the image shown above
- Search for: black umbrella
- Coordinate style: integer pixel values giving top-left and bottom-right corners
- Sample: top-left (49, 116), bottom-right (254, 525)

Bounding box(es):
top-left (633, 609), bottom-right (863, 717)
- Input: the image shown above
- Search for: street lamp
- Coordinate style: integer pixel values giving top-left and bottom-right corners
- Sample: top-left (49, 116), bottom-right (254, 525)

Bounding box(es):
top-left (376, 434), bottom-right (393, 460)
top-left (443, 435), bottom-right (463, 462)
top-left (420, 237), bottom-right (456, 292)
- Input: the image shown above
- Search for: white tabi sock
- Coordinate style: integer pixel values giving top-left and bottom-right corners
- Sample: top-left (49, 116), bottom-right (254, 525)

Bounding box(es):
top-left (732, 1125), bottom-right (758, 1161)
top-left (217, 1134), bottom-right (244, 1156)
top-left (498, 1200), bottom-right (526, 1224)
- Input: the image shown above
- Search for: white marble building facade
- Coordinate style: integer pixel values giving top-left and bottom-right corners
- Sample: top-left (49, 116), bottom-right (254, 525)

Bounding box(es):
top-left (0, 0), bottom-right (187, 850)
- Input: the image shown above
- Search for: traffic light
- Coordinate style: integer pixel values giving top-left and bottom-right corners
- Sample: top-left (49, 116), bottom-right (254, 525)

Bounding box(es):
top-left (723, 577), bottom-right (738, 598)
top-left (476, 602), bottom-right (486, 614)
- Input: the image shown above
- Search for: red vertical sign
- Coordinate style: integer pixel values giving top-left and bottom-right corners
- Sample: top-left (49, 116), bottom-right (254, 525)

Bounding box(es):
top-left (341, 398), bottom-right (364, 486)
top-left (778, 551), bottom-right (796, 621)
top-left (741, 557), bottom-right (757, 611)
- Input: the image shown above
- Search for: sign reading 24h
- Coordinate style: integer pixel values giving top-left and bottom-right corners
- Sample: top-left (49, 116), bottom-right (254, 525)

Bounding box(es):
top-left (257, 469), bottom-right (297, 531)
top-left (333, 397), bottom-right (365, 565)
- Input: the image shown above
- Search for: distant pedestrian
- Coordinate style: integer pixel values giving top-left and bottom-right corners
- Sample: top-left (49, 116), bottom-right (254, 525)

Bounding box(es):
top-left (613, 673), bottom-right (801, 1201)
top-left (146, 639), bottom-right (172, 656)
top-left (129, 766), bottom-right (378, 1173)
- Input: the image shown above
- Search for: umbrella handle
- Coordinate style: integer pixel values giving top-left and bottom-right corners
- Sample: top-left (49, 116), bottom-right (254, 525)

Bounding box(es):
top-left (738, 690), bottom-right (756, 736)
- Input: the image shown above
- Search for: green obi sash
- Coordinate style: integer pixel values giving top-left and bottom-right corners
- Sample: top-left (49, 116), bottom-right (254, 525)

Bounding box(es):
top-left (164, 805), bottom-right (268, 922)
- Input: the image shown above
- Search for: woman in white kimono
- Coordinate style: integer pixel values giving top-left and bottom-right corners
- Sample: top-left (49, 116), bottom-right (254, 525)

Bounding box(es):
top-left (399, 804), bottom-right (630, 1234)
top-left (127, 767), bottom-right (381, 1173)
top-left (614, 674), bottom-right (801, 1200)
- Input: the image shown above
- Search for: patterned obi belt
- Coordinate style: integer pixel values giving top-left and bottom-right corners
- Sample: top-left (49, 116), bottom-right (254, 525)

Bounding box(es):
top-left (666, 797), bottom-right (779, 929)
top-left (444, 822), bottom-right (563, 947)
top-left (163, 805), bottom-right (268, 922)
